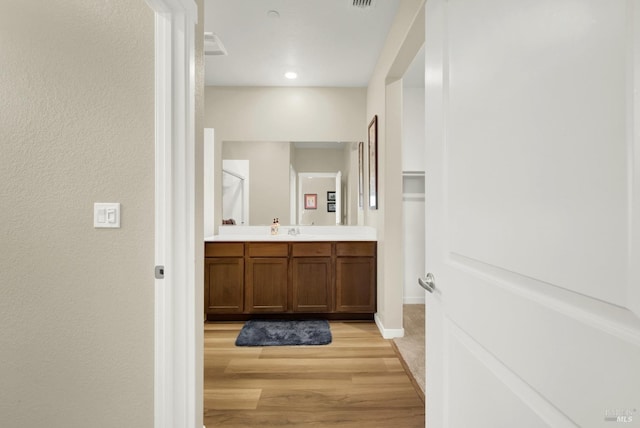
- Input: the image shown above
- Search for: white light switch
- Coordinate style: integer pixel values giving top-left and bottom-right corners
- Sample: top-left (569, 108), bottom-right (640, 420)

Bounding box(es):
top-left (94, 203), bottom-right (121, 228)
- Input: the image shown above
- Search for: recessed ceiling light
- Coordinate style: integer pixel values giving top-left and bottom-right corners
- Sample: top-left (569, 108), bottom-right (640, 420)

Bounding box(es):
top-left (284, 71), bottom-right (298, 80)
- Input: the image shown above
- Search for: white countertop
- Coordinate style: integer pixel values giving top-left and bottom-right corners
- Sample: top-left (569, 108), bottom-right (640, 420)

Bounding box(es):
top-left (205, 225), bottom-right (376, 242)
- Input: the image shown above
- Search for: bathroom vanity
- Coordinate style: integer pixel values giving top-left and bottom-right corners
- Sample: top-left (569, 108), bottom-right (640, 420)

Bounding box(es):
top-left (204, 226), bottom-right (377, 320)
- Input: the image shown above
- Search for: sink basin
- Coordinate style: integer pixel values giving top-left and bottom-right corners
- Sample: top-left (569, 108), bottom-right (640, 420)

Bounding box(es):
top-left (206, 225), bottom-right (376, 242)
top-left (268, 234), bottom-right (320, 240)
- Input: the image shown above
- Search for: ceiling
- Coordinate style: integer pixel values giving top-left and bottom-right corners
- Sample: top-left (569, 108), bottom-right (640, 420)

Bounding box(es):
top-left (204, 0), bottom-right (402, 87)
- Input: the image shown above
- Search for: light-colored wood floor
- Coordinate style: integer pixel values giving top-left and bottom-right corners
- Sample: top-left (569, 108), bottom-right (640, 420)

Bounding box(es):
top-left (204, 321), bottom-right (425, 428)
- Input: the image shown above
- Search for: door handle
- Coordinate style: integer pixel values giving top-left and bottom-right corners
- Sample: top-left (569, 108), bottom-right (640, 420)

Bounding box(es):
top-left (418, 273), bottom-right (436, 293)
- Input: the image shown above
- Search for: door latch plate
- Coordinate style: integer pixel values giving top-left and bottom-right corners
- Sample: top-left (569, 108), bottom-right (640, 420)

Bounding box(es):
top-left (155, 265), bottom-right (165, 279)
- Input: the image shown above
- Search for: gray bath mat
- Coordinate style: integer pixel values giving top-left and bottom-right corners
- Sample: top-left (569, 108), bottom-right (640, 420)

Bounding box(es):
top-left (235, 319), bottom-right (332, 346)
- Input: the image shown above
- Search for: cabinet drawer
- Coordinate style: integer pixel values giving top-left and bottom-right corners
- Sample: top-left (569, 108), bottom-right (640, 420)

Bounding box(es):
top-left (336, 242), bottom-right (376, 257)
top-left (292, 242), bottom-right (331, 257)
top-left (205, 242), bottom-right (244, 257)
top-left (247, 242), bottom-right (289, 257)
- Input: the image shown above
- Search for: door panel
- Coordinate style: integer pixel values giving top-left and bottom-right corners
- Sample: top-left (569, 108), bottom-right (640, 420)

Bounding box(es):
top-left (245, 258), bottom-right (288, 312)
top-left (447, 325), bottom-right (559, 428)
top-left (425, 0), bottom-right (640, 426)
top-left (292, 257), bottom-right (332, 312)
top-left (335, 257), bottom-right (376, 313)
top-left (205, 258), bottom-right (244, 313)
top-left (446, 0), bottom-right (628, 307)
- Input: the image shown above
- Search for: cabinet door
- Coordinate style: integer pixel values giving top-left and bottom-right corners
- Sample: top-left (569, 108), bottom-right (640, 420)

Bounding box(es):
top-left (245, 258), bottom-right (289, 312)
top-left (204, 257), bottom-right (244, 313)
top-left (335, 257), bottom-right (376, 313)
top-left (292, 257), bottom-right (332, 312)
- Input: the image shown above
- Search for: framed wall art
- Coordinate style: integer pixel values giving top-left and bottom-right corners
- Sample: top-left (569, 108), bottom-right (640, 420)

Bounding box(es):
top-left (358, 141), bottom-right (364, 208)
top-left (304, 193), bottom-right (317, 209)
top-left (368, 115), bottom-right (378, 209)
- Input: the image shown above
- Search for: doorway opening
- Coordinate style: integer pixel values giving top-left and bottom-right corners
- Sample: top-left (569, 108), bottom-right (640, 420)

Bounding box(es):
top-left (395, 42), bottom-right (426, 398)
top-left (383, 0), bottom-right (427, 413)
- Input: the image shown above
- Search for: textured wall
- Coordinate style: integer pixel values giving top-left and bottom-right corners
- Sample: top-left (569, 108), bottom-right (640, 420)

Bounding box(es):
top-left (0, 1), bottom-right (155, 427)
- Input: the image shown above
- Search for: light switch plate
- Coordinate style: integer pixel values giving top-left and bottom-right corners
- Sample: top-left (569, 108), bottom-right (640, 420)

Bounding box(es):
top-left (94, 203), bottom-right (121, 228)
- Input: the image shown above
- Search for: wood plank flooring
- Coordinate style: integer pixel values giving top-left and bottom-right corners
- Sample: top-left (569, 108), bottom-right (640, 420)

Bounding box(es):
top-left (204, 321), bottom-right (425, 428)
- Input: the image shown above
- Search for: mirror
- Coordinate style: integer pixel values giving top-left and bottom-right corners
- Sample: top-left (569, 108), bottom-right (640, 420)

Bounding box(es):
top-left (221, 141), bottom-right (359, 225)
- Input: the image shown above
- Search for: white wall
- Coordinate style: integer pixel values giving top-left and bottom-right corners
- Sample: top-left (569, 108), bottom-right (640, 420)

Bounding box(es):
top-left (403, 87), bottom-right (426, 304)
top-left (205, 87), bottom-right (366, 142)
top-left (402, 88), bottom-right (426, 172)
top-left (293, 147), bottom-right (346, 173)
top-left (403, 194), bottom-right (426, 303)
top-left (0, 1), bottom-right (155, 426)
top-left (205, 128), bottom-right (216, 236)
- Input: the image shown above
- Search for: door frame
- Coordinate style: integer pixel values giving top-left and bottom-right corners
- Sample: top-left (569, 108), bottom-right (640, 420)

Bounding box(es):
top-left (145, 0), bottom-right (200, 427)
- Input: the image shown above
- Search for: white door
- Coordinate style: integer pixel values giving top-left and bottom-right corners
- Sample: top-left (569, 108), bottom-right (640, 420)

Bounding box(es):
top-left (423, 1), bottom-right (640, 427)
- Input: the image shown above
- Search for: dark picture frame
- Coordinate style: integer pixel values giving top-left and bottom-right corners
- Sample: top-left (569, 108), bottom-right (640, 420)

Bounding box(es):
top-left (358, 141), bottom-right (364, 208)
top-left (327, 202), bottom-right (336, 213)
top-left (368, 115), bottom-right (378, 209)
top-left (304, 193), bottom-right (317, 209)
top-left (327, 191), bottom-right (336, 202)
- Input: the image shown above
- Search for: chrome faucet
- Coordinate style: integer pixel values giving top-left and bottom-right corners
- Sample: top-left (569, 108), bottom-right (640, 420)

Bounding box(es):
top-left (287, 227), bottom-right (301, 236)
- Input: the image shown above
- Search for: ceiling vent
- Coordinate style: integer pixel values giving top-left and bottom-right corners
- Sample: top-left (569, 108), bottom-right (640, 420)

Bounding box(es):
top-left (352, 0), bottom-right (375, 8)
top-left (204, 32), bottom-right (228, 56)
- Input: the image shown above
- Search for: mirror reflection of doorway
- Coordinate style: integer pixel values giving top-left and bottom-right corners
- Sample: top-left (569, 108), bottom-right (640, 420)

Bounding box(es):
top-left (222, 159), bottom-right (249, 225)
top-left (297, 172), bottom-right (341, 225)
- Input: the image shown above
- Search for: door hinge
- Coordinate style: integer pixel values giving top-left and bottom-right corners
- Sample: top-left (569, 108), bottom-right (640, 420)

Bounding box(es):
top-left (155, 265), bottom-right (165, 279)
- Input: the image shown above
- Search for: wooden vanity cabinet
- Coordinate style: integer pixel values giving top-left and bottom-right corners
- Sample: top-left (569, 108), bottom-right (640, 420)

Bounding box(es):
top-left (291, 243), bottom-right (332, 312)
top-left (245, 243), bottom-right (289, 313)
top-left (205, 240), bottom-right (376, 319)
top-left (204, 243), bottom-right (244, 313)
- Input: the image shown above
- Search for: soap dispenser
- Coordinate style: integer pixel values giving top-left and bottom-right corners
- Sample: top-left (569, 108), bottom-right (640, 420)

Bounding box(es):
top-left (270, 218), bottom-right (278, 235)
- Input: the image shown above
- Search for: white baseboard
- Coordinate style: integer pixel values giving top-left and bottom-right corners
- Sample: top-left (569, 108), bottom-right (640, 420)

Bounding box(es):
top-left (374, 313), bottom-right (405, 339)
top-left (403, 296), bottom-right (425, 304)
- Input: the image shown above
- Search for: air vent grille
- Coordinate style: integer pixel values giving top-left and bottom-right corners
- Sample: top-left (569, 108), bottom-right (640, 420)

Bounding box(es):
top-left (352, 0), bottom-right (374, 8)
top-left (204, 32), bottom-right (228, 56)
